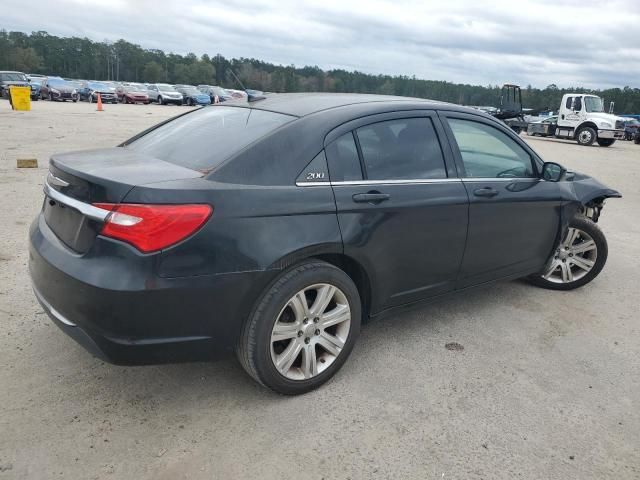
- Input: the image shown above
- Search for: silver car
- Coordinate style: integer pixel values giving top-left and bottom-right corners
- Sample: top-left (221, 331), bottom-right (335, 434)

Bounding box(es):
top-left (147, 84), bottom-right (183, 105)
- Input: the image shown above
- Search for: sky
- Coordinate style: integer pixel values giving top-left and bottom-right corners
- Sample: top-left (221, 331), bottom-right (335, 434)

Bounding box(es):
top-left (3, 0), bottom-right (640, 89)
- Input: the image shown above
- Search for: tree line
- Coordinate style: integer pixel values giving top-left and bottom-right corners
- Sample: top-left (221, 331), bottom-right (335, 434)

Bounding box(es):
top-left (1, 30), bottom-right (639, 114)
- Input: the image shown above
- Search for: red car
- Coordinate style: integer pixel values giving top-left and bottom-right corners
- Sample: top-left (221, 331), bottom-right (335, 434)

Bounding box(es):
top-left (120, 85), bottom-right (150, 104)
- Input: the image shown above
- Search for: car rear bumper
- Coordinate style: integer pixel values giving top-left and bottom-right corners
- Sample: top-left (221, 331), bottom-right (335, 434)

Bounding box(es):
top-left (29, 213), bottom-right (276, 365)
top-left (598, 129), bottom-right (624, 139)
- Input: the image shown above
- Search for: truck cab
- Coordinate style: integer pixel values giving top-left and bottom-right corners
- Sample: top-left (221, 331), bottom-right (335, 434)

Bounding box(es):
top-left (556, 93), bottom-right (625, 147)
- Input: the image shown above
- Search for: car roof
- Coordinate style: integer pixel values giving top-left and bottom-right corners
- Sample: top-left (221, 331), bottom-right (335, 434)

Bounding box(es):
top-left (231, 92), bottom-right (465, 118)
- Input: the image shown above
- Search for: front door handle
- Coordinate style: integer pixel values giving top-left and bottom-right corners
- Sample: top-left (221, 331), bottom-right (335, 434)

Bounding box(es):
top-left (473, 187), bottom-right (499, 198)
top-left (352, 192), bottom-right (390, 204)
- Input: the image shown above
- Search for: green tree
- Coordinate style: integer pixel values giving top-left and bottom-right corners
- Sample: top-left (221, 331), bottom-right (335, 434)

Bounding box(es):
top-left (143, 61), bottom-right (163, 83)
top-left (10, 47), bottom-right (43, 72)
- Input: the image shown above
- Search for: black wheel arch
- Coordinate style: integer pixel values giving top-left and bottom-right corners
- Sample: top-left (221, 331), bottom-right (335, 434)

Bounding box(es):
top-left (574, 121), bottom-right (599, 138)
top-left (266, 247), bottom-right (373, 323)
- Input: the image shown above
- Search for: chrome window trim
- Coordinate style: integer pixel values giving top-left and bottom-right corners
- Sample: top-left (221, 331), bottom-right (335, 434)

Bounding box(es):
top-left (461, 177), bottom-right (540, 182)
top-left (296, 177), bottom-right (543, 187)
top-left (43, 181), bottom-right (111, 222)
top-left (297, 178), bottom-right (462, 187)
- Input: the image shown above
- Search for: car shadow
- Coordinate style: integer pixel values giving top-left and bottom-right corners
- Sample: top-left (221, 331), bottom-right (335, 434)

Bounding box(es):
top-left (48, 279), bottom-right (543, 406)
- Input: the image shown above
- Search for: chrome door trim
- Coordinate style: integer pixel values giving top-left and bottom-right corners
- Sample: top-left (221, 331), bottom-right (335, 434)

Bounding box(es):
top-left (43, 181), bottom-right (111, 222)
top-left (297, 178), bottom-right (463, 187)
top-left (461, 177), bottom-right (540, 182)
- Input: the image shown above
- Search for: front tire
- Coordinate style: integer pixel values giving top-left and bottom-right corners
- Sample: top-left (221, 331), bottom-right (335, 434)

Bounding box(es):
top-left (237, 260), bottom-right (361, 395)
top-left (576, 126), bottom-right (596, 146)
top-left (157, 96), bottom-right (163, 105)
top-left (528, 216), bottom-right (607, 291)
top-left (597, 138), bottom-right (615, 147)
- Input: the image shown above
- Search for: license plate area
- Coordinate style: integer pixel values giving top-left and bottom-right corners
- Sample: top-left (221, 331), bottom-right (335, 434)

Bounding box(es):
top-left (43, 198), bottom-right (99, 253)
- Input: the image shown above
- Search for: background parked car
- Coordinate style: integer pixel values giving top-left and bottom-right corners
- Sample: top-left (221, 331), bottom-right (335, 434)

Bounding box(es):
top-left (120, 85), bottom-right (150, 104)
top-left (116, 83), bottom-right (147, 101)
top-left (147, 83), bottom-right (183, 105)
top-left (79, 81), bottom-right (118, 103)
top-left (197, 85), bottom-right (234, 102)
top-left (0, 71), bottom-right (35, 100)
top-left (26, 75), bottom-right (44, 100)
top-left (41, 77), bottom-right (79, 102)
top-left (622, 118), bottom-right (640, 140)
top-left (527, 115), bottom-right (558, 137)
top-left (174, 85), bottom-right (211, 106)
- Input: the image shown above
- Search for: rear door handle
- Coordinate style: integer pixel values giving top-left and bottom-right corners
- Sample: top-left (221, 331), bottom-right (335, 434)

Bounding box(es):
top-left (352, 192), bottom-right (390, 204)
top-left (473, 187), bottom-right (499, 198)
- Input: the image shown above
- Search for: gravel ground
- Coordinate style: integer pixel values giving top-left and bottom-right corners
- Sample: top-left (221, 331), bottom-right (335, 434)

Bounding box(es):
top-left (1, 100), bottom-right (639, 479)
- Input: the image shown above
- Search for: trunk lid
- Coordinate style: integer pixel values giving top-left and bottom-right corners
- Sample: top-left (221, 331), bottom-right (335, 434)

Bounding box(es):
top-left (43, 147), bottom-right (202, 253)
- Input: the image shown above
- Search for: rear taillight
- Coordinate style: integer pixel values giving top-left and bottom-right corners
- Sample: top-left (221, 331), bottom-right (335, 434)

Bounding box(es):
top-left (93, 203), bottom-right (212, 253)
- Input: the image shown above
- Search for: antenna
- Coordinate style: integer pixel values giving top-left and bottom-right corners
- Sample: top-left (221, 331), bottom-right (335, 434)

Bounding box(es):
top-left (228, 69), bottom-right (266, 103)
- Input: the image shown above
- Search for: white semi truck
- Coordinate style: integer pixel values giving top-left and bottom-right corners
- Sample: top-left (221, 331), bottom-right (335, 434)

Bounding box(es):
top-left (555, 93), bottom-right (625, 147)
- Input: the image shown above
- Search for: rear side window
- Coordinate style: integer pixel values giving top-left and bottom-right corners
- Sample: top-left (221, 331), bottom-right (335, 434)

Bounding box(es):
top-left (126, 107), bottom-right (294, 171)
top-left (325, 133), bottom-right (363, 181)
top-left (355, 118), bottom-right (447, 180)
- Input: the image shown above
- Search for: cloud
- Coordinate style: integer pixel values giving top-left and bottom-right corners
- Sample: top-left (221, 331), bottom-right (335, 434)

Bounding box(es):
top-left (3, 0), bottom-right (639, 88)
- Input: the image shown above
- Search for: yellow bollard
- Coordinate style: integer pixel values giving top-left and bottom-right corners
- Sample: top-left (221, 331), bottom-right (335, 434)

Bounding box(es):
top-left (9, 86), bottom-right (31, 111)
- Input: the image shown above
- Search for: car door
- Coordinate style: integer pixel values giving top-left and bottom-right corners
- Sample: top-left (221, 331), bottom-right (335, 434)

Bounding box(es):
top-left (148, 85), bottom-right (158, 101)
top-left (439, 111), bottom-right (562, 288)
top-left (324, 111), bottom-right (469, 312)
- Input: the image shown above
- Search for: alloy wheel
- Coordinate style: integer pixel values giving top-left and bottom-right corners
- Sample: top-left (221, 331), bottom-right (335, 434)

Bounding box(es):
top-left (541, 227), bottom-right (598, 283)
top-left (270, 283), bottom-right (351, 380)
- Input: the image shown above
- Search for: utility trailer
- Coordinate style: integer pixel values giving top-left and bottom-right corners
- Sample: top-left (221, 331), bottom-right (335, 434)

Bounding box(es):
top-left (477, 84), bottom-right (548, 134)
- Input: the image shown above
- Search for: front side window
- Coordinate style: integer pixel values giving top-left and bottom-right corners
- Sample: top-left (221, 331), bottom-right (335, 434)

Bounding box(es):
top-left (447, 118), bottom-right (535, 178)
top-left (355, 118), bottom-right (447, 180)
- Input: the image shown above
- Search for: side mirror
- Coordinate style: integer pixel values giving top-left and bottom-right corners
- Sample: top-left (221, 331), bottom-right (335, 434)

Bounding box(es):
top-left (541, 162), bottom-right (566, 182)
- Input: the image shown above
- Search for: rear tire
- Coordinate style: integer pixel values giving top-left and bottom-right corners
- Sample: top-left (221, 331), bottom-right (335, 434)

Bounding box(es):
top-left (157, 96), bottom-right (163, 105)
top-left (237, 260), bottom-right (361, 395)
top-left (527, 216), bottom-right (607, 291)
top-left (576, 126), bottom-right (596, 146)
top-left (597, 138), bottom-right (615, 147)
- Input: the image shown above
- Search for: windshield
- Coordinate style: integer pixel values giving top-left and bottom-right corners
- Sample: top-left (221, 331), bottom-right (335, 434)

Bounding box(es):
top-left (0, 72), bottom-right (27, 82)
top-left (89, 82), bottom-right (111, 90)
top-left (47, 78), bottom-right (67, 87)
top-left (157, 84), bottom-right (176, 92)
top-left (126, 107), bottom-right (295, 171)
top-left (124, 86), bottom-right (146, 93)
top-left (212, 87), bottom-right (230, 96)
top-left (181, 87), bottom-right (200, 94)
top-left (29, 77), bottom-right (44, 85)
top-left (584, 96), bottom-right (604, 113)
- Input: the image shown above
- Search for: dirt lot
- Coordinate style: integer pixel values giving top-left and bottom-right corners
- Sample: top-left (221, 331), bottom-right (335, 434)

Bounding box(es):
top-left (1, 100), bottom-right (639, 479)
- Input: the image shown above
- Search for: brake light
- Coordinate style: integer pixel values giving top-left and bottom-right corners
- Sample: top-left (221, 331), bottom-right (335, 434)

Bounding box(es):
top-left (93, 203), bottom-right (212, 253)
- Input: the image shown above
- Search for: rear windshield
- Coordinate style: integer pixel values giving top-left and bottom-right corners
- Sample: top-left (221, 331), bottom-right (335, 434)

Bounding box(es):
top-left (126, 106), bottom-right (295, 171)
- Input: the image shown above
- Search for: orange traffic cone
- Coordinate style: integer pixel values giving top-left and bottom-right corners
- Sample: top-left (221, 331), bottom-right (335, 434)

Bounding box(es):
top-left (96, 93), bottom-right (103, 111)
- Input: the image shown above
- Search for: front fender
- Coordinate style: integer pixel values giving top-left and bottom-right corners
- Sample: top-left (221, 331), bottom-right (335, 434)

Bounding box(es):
top-left (569, 172), bottom-right (622, 205)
